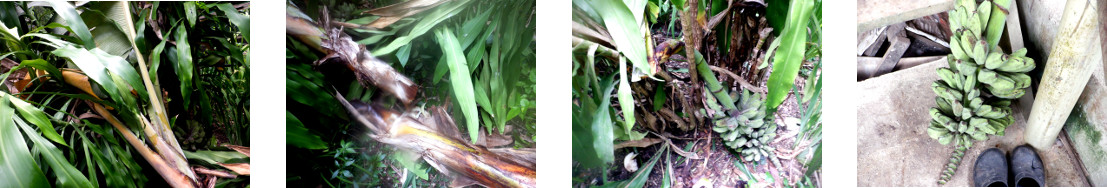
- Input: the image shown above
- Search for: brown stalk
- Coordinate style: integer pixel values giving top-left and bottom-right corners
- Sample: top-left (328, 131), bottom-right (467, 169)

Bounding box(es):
top-left (92, 103), bottom-right (195, 188)
top-left (337, 94), bottom-right (536, 188)
top-left (50, 69), bottom-right (196, 187)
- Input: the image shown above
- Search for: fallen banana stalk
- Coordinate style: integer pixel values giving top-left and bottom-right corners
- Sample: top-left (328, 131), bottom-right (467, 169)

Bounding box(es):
top-left (91, 103), bottom-right (195, 187)
top-left (336, 94), bottom-right (536, 188)
top-left (23, 68), bottom-right (198, 187)
top-left (286, 5), bottom-right (417, 105)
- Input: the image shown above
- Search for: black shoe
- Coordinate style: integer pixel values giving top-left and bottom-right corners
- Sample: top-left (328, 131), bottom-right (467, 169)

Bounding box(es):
top-left (973, 148), bottom-right (1008, 187)
top-left (1010, 145), bottom-right (1045, 187)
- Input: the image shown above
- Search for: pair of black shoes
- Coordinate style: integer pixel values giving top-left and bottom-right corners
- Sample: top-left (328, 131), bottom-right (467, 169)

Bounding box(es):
top-left (973, 145), bottom-right (1045, 187)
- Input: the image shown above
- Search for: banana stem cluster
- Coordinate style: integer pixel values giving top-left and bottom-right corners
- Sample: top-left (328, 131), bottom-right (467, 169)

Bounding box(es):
top-left (929, 0), bottom-right (1034, 184)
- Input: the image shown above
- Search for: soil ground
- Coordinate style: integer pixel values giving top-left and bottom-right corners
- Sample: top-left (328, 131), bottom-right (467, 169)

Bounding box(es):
top-left (856, 59), bottom-right (1090, 186)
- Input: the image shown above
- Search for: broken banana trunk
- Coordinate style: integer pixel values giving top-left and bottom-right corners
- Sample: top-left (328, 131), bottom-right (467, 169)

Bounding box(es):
top-left (336, 94), bottom-right (537, 188)
top-left (286, 6), bottom-right (418, 105)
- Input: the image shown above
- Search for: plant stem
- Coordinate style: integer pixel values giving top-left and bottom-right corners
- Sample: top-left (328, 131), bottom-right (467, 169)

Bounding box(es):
top-left (937, 142), bottom-right (967, 185)
top-left (92, 103), bottom-right (195, 188)
top-left (695, 50), bottom-right (737, 111)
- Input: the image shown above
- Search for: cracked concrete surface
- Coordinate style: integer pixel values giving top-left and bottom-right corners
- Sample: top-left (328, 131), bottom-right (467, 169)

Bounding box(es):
top-left (856, 59), bottom-right (1089, 186)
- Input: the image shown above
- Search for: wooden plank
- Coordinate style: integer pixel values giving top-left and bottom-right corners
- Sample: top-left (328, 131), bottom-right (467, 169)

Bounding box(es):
top-left (1004, 0), bottom-right (1025, 51)
top-left (857, 0), bottom-right (954, 32)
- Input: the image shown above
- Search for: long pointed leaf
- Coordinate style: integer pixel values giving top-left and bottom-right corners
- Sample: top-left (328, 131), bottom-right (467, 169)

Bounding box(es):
top-left (592, 0), bottom-right (652, 76)
top-left (52, 44), bottom-right (126, 108)
top-left (765, 0), bottom-right (814, 112)
top-left (617, 57), bottom-right (636, 137)
top-left (15, 118), bottom-right (92, 187)
top-left (4, 93), bottom-right (66, 146)
top-left (174, 25), bottom-right (193, 107)
top-left (436, 27), bottom-right (480, 143)
top-left (215, 3), bottom-right (249, 41)
top-left (0, 98), bottom-right (49, 187)
top-left (44, 1), bottom-right (95, 49)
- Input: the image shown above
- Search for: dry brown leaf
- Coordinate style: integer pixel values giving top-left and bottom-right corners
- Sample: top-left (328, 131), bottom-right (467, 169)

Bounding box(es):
top-left (614, 137), bottom-right (663, 149)
top-left (361, 0), bottom-right (450, 29)
top-left (193, 166), bottom-right (237, 178)
top-left (218, 163), bottom-right (250, 175)
top-left (222, 144), bottom-right (250, 157)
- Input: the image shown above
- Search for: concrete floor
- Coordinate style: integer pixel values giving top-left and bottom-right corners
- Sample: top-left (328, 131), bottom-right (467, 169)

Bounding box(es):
top-left (856, 59), bottom-right (1090, 186)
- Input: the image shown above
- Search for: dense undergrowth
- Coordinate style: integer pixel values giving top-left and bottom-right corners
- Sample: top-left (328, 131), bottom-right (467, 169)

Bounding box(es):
top-left (572, 0), bottom-right (821, 187)
top-left (0, 1), bottom-right (249, 187)
top-left (285, 0), bottom-right (537, 187)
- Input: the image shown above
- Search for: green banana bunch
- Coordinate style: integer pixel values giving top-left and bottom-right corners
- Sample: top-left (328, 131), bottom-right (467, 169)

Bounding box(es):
top-left (947, 0), bottom-right (1034, 99)
top-left (709, 90), bottom-right (777, 163)
top-left (929, 66), bottom-right (1015, 141)
top-left (931, 0), bottom-right (1028, 184)
top-left (930, 62), bottom-right (1016, 184)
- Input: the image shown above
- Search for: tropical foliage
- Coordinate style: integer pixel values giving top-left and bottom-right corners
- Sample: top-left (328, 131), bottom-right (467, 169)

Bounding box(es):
top-left (286, 0), bottom-right (537, 186)
top-left (572, 0), bottom-right (821, 187)
top-left (0, 1), bottom-right (249, 187)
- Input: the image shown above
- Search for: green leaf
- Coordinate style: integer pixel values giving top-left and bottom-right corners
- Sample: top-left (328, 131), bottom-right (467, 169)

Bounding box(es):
top-left (82, 1), bottom-right (137, 58)
top-left (45, 1), bottom-right (95, 49)
top-left (285, 111), bottom-right (326, 150)
top-left (0, 99), bottom-right (49, 187)
top-left (805, 144), bottom-right (821, 176)
top-left (391, 151), bottom-right (429, 180)
top-left (591, 78), bottom-right (619, 167)
top-left (435, 28), bottom-right (480, 143)
top-left (149, 36), bottom-right (169, 83)
top-left (396, 44), bottom-right (411, 67)
top-left (184, 2), bottom-right (197, 27)
top-left (13, 59), bottom-right (64, 92)
top-left (215, 3), bottom-right (250, 41)
top-left (372, 0), bottom-right (471, 56)
top-left (652, 84), bottom-right (667, 111)
top-left (661, 152), bottom-right (672, 188)
top-left (175, 25), bottom-right (194, 107)
top-left (184, 150), bottom-right (248, 166)
top-left (765, 0), bottom-right (814, 113)
top-left (592, 0), bottom-right (652, 76)
top-left (15, 118), bottom-right (92, 187)
top-left (1, 92), bottom-right (66, 146)
top-left (617, 57), bottom-right (636, 136)
top-left (92, 48), bottom-right (148, 101)
top-left (51, 44), bottom-right (127, 107)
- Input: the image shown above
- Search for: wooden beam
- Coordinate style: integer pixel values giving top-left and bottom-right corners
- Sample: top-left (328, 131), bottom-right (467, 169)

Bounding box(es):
top-left (857, 0), bottom-right (954, 32)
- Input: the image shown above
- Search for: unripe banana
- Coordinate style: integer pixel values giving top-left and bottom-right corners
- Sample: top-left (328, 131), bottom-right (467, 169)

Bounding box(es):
top-left (950, 35), bottom-right (969, 60)
top-left (977, 69), bottom-right (998, 84)
top-left (977, 1), bottom-right (992, 29)
top-left (937, 68), bottom-right (961, 87)
top-left (963, 73), bottom-right (978, 92)
top-left (936, 97), bottom-right (954, 114)
top-left (996, 56), bottom-right (1035, 72)
top-left (929, 123), bottom-right (950, 139)
top-left (1012, 48), bottom-right (1028, 57)
top-left (959, 31), bottom-right (977, 60)
top-left (984, 52), bottom-right (1006, 69)
top-left (939, 132), bottom-right (954, 145)
top-left (711, 89), bottom-right (777, 163)
top-left (972, 40), bottom-right (988, 64)
top-left (932, 82), bottom-right (963, 102)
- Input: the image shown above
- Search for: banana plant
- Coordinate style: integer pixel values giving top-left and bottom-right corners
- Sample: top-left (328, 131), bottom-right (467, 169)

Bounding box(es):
top-left (287, 1), bottom-right (536, 186)
top-left (929, 0), bottom-right (1033, 184)
top-left (0, 1), bottom-right (250, 187)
